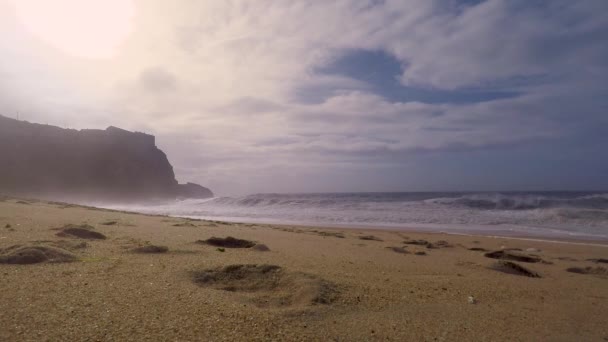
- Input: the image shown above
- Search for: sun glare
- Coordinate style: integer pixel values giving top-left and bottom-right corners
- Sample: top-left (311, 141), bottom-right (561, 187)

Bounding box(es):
top-left (13, 0), bottom-right (135, 59)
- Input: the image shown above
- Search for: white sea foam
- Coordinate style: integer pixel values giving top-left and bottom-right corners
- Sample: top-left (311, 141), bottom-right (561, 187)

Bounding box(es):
top-left (98, 192), bottom-right (608, 241)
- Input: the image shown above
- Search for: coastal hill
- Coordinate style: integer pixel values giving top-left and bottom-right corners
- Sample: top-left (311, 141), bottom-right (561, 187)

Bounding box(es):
top-left (0, 114), bottom-right (212, 201)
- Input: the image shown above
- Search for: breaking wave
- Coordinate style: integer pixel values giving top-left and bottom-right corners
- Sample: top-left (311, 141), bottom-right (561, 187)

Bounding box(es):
top-left (100, 192), bottom-right (608, 240)
top-left (426, 193), bottom-right (608, 210)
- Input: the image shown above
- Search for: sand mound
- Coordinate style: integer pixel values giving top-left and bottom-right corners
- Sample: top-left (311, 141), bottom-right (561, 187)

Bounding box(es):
top-left (173, 222), bottom-right (196, 227)
top-left (484, 250), bottom-right (542, 263)
top-left (252, 244), bottom-right (270, 252)
top-left (315, 231), bottom-right (345, 238)
top-left (386, 246), bottom-right (409, 254)
top-left (192, 264), bottom-right (338, 308)
top-left (359, 235), bottom-right (383, 241)
top-left (132, 245), bottom-right (169, 254)
top-left (198, 236), bottom-right (256, 248)
top-left (100, 220), bottom-right (118, 226)
top-left (434, 240), bottom-right (453, 248)
top-left (567, 266), bottom-right (607, 276)
top-left (0, 245), bottom-right (78, 264)
top-left (56, 224), bottom-right (106, 240)
top-left (491, 261), bottom-right (541, 278)
top-left (404, 239), bottom-right (452, 249)
top-left (587, 258), bottom-right (608, 264)
top-left (404, 239), bottom-right (429, 246)
top-left (53, 240), bottom-right (88, 250)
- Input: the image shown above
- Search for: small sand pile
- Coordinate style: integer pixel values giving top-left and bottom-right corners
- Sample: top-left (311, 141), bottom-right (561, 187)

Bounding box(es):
top-left (566, 266), bottom-right (607, 276)
top-left (587, 258), bottom-right (608, 264)
top-left (198, 236), bottom-right (256, 248)
top-left (100, 220), bottom-right (118, 226)
top-left (132, 245), bottom-right (169, 254)
top-left (173, 222), bottom-right (196, 227)
top-left (491, 261), bottom-right (541, 278)
top-left (316, 231), bottom-right (345, 238)
top-left (359, 235), bottom-right (383, 241)
top-left (404, 239), bottom-right (452, 249)
top-left (386, 247), bottom-right (409, 254)
top-left (434, 240), bottom-right (453, 248)
top-left (192, 264), bottom-right (338, 308)
top-left (252, 244), bottom-right (270, 252)
top-left (403, 239), bottom-right (429, 246)
top-left (53, 240), bottom-right (88, 250)
top-left (484, 250), bottom-right (542, 263)
top-left (0, 245), bottom-right (78, 264)
top-left (55, 224), bottom-right (106, 240)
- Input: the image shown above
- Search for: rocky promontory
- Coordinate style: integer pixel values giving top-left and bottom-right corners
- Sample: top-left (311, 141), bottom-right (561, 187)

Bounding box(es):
top-left (0, 115), bottom-right (213, 201)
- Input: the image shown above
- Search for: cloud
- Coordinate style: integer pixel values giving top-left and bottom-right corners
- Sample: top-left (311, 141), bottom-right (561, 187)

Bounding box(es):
top-left (138, 67), bottom-right (178, 92)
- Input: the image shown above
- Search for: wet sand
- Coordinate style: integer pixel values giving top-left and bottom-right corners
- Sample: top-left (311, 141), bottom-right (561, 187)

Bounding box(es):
top-left (1, 198), bottom-right (607, 341)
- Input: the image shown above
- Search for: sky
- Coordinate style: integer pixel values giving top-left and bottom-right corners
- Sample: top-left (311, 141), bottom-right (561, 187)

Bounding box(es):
top-left (1, 0), bottom-right (607, 196)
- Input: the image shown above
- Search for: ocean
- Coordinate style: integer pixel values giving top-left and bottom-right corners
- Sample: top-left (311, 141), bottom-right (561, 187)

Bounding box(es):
top-left (101, 191), bottom-right (608, 241)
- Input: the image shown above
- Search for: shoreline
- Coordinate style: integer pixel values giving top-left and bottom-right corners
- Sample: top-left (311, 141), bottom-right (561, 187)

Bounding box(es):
top-left (177, 215), bottom-right (608, 246)
top-left (7, 195), bottom-right (608, 245)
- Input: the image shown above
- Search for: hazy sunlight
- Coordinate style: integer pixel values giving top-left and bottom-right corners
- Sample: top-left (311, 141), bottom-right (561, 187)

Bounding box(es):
top-left (13, 0), bottom-right (135, 59)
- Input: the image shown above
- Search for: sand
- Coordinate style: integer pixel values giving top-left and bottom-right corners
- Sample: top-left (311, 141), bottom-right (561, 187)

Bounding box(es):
top-left (0, 198), bottom-right (607, 341)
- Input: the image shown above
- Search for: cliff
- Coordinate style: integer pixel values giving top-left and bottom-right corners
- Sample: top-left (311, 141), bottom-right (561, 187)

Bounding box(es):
top-left (0, 115), bottom-right (213, 201)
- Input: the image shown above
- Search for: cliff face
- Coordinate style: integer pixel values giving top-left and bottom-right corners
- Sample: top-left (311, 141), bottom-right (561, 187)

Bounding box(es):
top-left (0, 115), bottom-right (212, 201)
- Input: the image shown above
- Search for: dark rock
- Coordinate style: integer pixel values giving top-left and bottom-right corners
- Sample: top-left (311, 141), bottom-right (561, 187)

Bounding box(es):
top-left (415, 251), bottom-right (427, 256)
top-left (197, 236), bottom-right (256, 248)
top-left (468, 247), bottom-right (488, 252)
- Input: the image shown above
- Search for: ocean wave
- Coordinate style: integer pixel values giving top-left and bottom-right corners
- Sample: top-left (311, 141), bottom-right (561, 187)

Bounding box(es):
top-left (426, 193), bottom-right (608, 210)
top-left (99, 191), bottom-right (608, 240)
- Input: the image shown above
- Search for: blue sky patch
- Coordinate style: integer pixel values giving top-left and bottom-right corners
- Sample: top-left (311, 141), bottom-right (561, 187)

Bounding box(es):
top-left (304, 49), bottom-right (521, 105)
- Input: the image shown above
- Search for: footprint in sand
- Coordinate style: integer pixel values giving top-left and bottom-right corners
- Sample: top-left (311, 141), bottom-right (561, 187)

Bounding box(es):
top-left (0, 244), bottom-right (78, 264)
top-left (191, 264), bottom-right (338, 308)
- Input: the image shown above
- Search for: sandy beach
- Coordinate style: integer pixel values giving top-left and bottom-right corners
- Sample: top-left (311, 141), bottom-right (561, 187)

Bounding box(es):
top-left (1, 197), bottom-right (607, 341)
